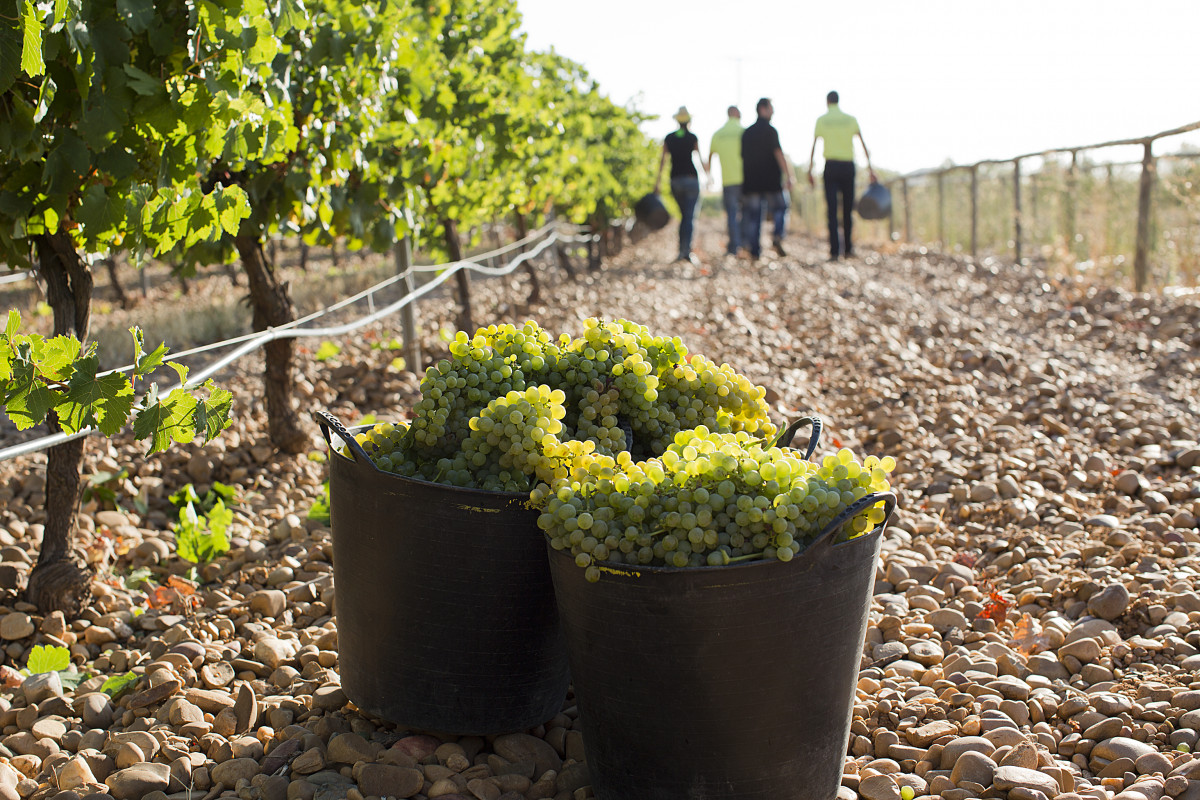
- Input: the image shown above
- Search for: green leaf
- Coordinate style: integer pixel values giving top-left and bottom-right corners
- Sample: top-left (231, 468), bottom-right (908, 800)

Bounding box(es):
top-left (307, 480), bottom-right (330, 524)
top-left (74, 184), bottom-right (124, 238)
top-left (115, 0), bottom-right (154, 34)
top-left (314, 341), bottom-right (340, 362)
top-left (191, 380), bottom-right (232, 442)
top-left (58, 670), bottom-right (88, 691)
top-left (121, 63), bottom-right (159, 96)
top-left (4, 310), bottom-right (19, 340)
top-left (0, 10), bottom-right (21, 95)
top-left (5, 377), bottom-right (58, 430)
top-left (57, 354), bottom-right (135, 436)
top-left (26, 644), bottom-right (70, 674)
top-left (20, 0), bottom-right (44, 77)
top-left (130, 328), bottom-right (167, 377)
top-left (168, 484), bottom-right (200, 508)
top-left (274, 0), bottom-right (309, 34)
top-left (32, 335), bottom-right (82, 380)
top-left (99, 671), bottom-right (139, 699)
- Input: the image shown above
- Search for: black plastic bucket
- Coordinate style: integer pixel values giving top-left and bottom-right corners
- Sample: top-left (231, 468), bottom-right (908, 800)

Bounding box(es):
top-left (857, 181), bottom-right (892, 220)
top-left (317, 412), bottom-right (571, 735)
top-left (548, 492), bottom-right (895, 800)
top-left (634, 193), bottom-right (671, 230)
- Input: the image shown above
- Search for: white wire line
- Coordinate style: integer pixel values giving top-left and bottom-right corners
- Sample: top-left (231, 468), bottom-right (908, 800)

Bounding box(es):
top-left (0, 270), bottom-right (36, 286)
top-left (91, 221), bottom-right (566, 376)
top-left (0, 228), bottom-right (573, 463)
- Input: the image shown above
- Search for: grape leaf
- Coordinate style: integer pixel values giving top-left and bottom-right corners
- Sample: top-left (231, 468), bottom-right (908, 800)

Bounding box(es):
top-left (133, 386), bottom-right (195, 452)
top-left (130, 327), bottom-right (167, 377)
top-left (31, 334), bottom-right (82, 380)
top-left (4, 309), bottom-right (19, 339)
top-left (0, 12), bottom-right (21, 95)
top-left (57, 353), bottom-right (134, 435)
top-left (26, 644), bottom-right (70, 674)
top-left (4, 376), bottom-right (57, 430)
top-left (20, 0), bottom-right (44, 77)
top-left (115, 0), bottom-right (154, 35)
top-left (100, 670), bottom-right (138, 698)
top-left (191, 380), bottom-right (233, 442)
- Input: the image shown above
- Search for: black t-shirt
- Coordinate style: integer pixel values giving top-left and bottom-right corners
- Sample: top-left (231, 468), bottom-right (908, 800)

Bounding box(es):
top-left (741, 118), bottom-right (782, 192)
top-left (665, 130), bottom-right (698, 178)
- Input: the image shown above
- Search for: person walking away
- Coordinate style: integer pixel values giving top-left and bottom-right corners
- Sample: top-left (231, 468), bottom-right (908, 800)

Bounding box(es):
top-left (654, 107), bottom-right (709, 263)
top-left (807, 91), bottom-right (874, 261)
top-left (707, 106), bottom-right (744, 256)
top-left (740, 97), bottom-right (793, 259)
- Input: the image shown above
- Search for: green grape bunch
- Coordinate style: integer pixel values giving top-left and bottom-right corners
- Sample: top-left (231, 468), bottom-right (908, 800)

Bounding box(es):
top-left (532, 426), bottom-right (896, 582)
top-left (350, 319), bottom-right (778, 491)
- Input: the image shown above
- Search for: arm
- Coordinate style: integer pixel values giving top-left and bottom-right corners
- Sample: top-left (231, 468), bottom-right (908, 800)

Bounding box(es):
top-left (695, 140), bottom-right (711, 180)
top-left (856, 131), bottom-right (876, 181)
top-left (774, 148), bottom-right (793, 191)
top-left (654, 142), bottom-right (668, 192)
top-left (807, 136), bottom-right (818, 187)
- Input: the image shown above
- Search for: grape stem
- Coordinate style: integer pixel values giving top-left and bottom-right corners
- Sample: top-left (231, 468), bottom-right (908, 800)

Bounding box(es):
top-left (727, 553), bottom-right (763, 564)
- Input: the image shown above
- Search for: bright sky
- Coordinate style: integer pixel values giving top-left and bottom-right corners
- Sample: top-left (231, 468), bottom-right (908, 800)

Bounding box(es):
top-left (517, 1), bottom-right (1200, 179)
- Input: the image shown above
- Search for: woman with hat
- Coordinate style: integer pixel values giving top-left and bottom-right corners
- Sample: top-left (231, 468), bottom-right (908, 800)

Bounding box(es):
top-left (654, 106), bottom-right (710, 264)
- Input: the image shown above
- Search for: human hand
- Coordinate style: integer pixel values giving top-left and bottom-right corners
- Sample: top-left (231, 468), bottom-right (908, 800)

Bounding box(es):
top-left (868, 168), bottom-right (877, 184)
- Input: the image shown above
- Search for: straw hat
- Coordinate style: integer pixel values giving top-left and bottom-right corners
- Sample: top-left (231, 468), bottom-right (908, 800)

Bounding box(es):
top-left (672, 106), bottom-right (692, 124)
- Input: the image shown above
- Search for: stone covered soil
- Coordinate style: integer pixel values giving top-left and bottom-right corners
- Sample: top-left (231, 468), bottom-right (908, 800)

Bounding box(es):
top-left (0, 219), bottom-right (1198, 800)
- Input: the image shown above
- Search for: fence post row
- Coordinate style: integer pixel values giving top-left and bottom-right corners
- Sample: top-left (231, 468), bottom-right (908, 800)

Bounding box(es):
top-left (881, 119), bottom-right (1199, 287)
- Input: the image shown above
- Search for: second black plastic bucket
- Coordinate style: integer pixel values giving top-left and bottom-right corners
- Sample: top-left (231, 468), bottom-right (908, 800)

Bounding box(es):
top-left (547, 493), bottom-right (895, 800)
top-left (318, 413), bottom-right (570, 735)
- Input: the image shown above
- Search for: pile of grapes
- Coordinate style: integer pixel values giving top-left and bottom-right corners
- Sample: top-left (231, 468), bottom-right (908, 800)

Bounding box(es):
top-left (533, 427), bottom-right (895, 581)
top-left (353, 319), bottom-right (777, 491)
top-left (349, 318), bottom-right (895, 576)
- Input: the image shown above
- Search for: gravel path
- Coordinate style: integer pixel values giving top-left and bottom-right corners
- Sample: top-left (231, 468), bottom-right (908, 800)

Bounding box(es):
top-left (0, 219), bottom-right (1198, 800)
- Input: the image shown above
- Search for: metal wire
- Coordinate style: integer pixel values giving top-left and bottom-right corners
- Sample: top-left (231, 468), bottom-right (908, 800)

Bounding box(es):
top-left (0, 227), bottom-right (574, 463)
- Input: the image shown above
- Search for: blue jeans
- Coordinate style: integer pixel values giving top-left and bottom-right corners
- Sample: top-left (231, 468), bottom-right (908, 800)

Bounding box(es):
top-left (722, 185), bottom-right (742, 254)
top-left (741, 191), bottom-right (789, 257)
top-left (670, 176), bottom-right (701, 258)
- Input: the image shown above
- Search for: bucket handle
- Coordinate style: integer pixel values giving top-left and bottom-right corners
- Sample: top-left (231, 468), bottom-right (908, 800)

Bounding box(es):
top-left (813, 490), bottom-right (897, 548)
top-left (774, 415), bottom-right (822, 460)
top-left (314, 410), bottom-right (373, 465)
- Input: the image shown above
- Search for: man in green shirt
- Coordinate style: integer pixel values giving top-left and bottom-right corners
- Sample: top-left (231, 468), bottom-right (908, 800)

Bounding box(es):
top-left (807, 91), bottom-right (874, 261)
top-left (707, 106), bottom-right (744, 255)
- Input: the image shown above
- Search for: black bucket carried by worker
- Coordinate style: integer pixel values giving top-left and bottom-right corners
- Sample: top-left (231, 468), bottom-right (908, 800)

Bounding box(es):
top-left (857, 179), bottom-right (892, 220)
top-left (548, 490), bottom-right (896, 800)
top-left (634, 192), bottom-right (671, 230)
top-left (316, 412), bottom-right (570, 735)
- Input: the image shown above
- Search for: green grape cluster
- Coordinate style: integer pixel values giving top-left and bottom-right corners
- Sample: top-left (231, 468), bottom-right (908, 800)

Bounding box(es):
top-left (533, 426), bottom-right (896, 582)
top-left (350, 319), bottom-right (778, 491)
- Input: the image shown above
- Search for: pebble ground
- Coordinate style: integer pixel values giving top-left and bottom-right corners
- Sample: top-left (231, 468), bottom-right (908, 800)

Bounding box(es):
top-left (0, 219), bottom-right (1198, 800)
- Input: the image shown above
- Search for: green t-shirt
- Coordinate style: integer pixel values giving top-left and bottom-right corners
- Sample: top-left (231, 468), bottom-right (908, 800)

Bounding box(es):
top-left (709, 118), bottom-right (744, 186)
top-left (814, 105), bottom-right (860, 162)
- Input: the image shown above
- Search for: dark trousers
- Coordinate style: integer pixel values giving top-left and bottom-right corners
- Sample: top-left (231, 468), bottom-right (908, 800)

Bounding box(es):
top-left (823, 160), bottom-right (855, 257)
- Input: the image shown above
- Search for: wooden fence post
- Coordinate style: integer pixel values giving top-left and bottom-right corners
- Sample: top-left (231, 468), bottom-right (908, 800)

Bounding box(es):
top-left (1065, 150), bottom-right (1078, 258)
top-left (937, 172), bottom-right (945, 247)
top-left (393, 236), bottom-right (422, 374)
top-left (901, 179), bottom-right (911, 243)
top-left (970, 166), bottom-right (978, 258)
top-left (1134, 140), bottom-right (1156, 292)
top-left (887, 184), bottom-right (895, 243)
top-left (1013, 158), bottom-right (1022, 264)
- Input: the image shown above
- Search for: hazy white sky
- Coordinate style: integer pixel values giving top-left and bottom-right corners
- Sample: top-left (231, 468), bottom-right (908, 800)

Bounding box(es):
top-left (517, 0), bottom-right (1200, 177)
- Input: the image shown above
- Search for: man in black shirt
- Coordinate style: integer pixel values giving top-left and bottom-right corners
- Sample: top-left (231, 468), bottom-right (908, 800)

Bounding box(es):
top-left (740, 98), bottom-right (793, 259)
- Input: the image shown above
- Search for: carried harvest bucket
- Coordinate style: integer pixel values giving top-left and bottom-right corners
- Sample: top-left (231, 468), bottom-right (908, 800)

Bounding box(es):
top-left (548, 490), bottom-right (896, 800)
top-left (634, 192), bottom-right (671, 230)
top-left (857, 180), bottom-right (892, 220)
top-left (316, 412), bottom-right (570, 735)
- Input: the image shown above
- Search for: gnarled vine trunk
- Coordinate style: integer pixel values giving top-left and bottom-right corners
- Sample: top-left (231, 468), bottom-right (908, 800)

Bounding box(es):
top-left (28, 232), bottom-right (95, 615)
top-left (236, 234), bottom-right (308, 454)
top-left (443, 219), bottom-right (474, 333)
top-left (513, 213), bottom-right (541, 305)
